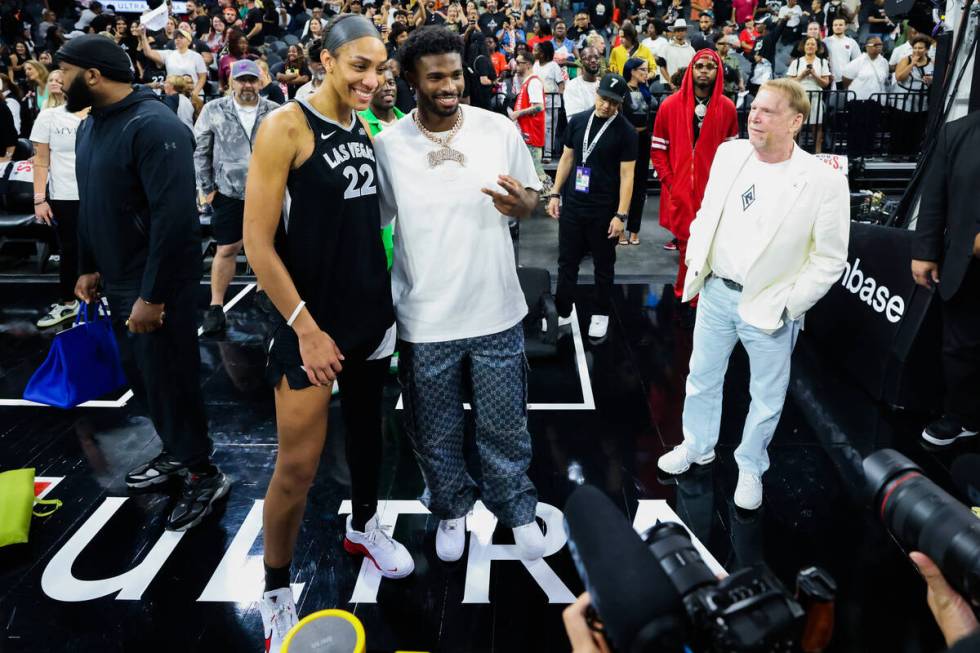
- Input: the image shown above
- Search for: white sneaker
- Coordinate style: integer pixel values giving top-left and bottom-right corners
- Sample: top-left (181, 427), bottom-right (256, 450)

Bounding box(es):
top-left (588, 315), bottom-right (609, 339)
top-left (36, 300), bottom-right (79, 328)
top-left (435, 516), bottom-right (467, 562)
top-left (558, 314), bottom-right (574, 327)
top-left (513, 520), bottom-right (546, 560)
top-left (734, 471), bottom-right (763, 510)
top-left (343, 514), bottom-right (415, 579)
top-left (259, 587), bottom-right (299, 653)
top-left (657, 444), bottom-right (716, 475)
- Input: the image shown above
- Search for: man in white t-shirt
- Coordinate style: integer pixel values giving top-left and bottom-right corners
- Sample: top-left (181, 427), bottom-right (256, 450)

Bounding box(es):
top-left (823, 17), bottom-right (860, 84)
top-left (843, 36), bottom-right (890, 155)
top-left (562, 45), bottom-right (601, 117)
top-left (641, 19), bottom-right (669, 59)
top-left (664, 20), bottom-right (697, 79)
top-left (374, 27), bottom-right (547, 564)
top-left (888, 27), bottom-right (935, 72)
top-left (657, 79), bottom-right (849, 511)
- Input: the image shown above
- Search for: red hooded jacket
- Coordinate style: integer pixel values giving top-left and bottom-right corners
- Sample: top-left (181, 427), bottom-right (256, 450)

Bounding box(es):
top-left (651, 49), bottom-right (738, 241)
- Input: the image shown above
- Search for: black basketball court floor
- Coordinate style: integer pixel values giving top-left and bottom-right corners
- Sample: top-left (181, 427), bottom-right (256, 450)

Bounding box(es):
top-left (0, 276), bottom-right (972, 653)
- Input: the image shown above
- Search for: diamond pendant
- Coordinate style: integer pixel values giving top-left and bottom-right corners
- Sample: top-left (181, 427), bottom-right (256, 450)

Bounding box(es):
top-left (427, 145), bottom-right (466, 168)
top-left (694, 103), bottom-right (707, 120)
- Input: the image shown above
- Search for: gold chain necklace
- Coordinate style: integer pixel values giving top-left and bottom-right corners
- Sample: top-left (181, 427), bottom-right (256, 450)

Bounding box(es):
top-left (414, 109), bottom-right (466, 168)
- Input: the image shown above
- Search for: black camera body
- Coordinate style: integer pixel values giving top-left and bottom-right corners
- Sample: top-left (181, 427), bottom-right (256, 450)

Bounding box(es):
top-left (644, 522), bottom-right (805, 653)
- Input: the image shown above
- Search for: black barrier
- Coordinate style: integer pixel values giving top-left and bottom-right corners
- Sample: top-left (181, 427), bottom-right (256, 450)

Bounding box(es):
top-left (803, 221), bottom-right (942, 411)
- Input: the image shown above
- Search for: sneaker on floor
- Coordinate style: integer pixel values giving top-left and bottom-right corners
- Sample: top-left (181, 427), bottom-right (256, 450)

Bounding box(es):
top-left (344, 514), bottom-right (415, 578)
top-left (125, 450), bottom-right (187, 488)
top-left (36, 300), bottom-right (79, 328)
top-left (259, 587), bottom-right (299, 653)
top-left (166, 469), bottom-right (231, 531)
top-left (734, 470), bottom-right (763, 511)
top-left (200, 305), bottom-right (226, 335)
top-left (657, 444), bottom-right (715, 475)
top-left (435, 516), bottom-right (467, 562)
top-left (663, 240), bottom-right (678, 251)
top-left (557, 314), bottom-right (574, 327)
top-left (588, 315), bottom-right (609, 339)
top-left (254, 289), bottom-right (275, 315)
top-left (513, 520), bottom-right (546, 560)
top-left (922, 415), bottom-right (978, 447)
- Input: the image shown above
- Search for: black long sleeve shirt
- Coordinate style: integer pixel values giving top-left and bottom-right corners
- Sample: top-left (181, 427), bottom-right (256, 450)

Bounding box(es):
top-left (75, 86), bottom-right (201, 303)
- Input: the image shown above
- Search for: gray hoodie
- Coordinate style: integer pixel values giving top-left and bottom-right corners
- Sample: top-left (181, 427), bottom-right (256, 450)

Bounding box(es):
top-left (193, 94), bottom-right (278, 199)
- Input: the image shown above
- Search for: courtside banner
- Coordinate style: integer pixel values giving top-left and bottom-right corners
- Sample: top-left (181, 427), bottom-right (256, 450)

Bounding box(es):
top-left (803, 221), bottom-right (942, 410)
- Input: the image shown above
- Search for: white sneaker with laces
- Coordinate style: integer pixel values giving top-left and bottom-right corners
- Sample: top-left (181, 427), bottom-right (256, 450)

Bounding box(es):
top-left (37, 300), bottom-right (79, 328)
top-left (513, 520), bottom-right (546, 560)
top-left (259, 587), bottom-right (298, 653)
top-left (588, 315), bottom-right (609, 339)
top-left (657, 444), bottom-right (715, 475)
top-left (343, 514), bottom-right (415, 579)
top-left (435, 516), bottom-right (467, 562)
top-left (734, 471), bottom-right (763, 510)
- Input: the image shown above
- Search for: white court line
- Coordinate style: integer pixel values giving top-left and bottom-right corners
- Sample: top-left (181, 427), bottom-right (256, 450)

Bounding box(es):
top-left (394, 305), bottom-right (595, 411)
top-left (0, 283), bottom-right (256, 409)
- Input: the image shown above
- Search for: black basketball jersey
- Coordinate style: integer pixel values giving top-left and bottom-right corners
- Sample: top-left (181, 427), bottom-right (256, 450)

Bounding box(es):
top-left (278, 99), bottom-right (394, 356)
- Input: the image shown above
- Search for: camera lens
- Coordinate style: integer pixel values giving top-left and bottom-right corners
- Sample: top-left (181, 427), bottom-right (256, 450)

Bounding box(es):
top-left (644, 522), bottom-right (718, 598)
top-left (864, 449), bottom-right (980, 603)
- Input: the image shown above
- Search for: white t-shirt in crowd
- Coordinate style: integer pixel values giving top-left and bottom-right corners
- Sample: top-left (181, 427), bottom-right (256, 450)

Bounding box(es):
top-left (533, 60), bottom-right (564, 93)
top-left (175, 94), bottom-right (194, 131)
top-left (29, 106), bottom-right (84, 201)
top-left (524, 76), bottom-right (544, 105)
top-left (663, 40), bottom-right (697, 77)
top-left (295, 80), bottom-right (317, 100)
top-left (642, 35), bottom-right (669, 59)
top-left (778, 3), bottom-right (804, 27)
top-left (374, 105), bottom-right (543, 343)
top-left (4, 96), bottom-right (20, 135)
top-left (709, 155), bottom-right (794, 285)
top-left (234, 99), bottom-right (258, 136)
top-left (889, 40), bottom-right (937, 68)
top-left (787, 56), bottom-right (831, 92)
top-left (162, 48), bottom-right (207, 81)
top-left (843, 54), bottom-right (890, 101)
top-left (562, 76), bottom-right (599, 118)
top-left (823, 34), bottom-right (860, 82)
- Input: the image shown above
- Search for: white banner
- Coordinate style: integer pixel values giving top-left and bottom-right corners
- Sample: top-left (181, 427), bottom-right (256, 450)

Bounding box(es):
top-left (815, 153), bottom-right (849, 177)
top-left (114, 1), bottom-right (186, 14)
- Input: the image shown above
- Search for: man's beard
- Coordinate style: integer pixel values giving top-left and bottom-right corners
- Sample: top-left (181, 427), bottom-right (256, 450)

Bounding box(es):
top-left (424, 92), bottom-right (459, 117)
top-left (65, 74), bottom-right (96, 112)
top-left (585, 63), bottom-right (600, 75)
top-left (237, 89), bottom-right (257, 103)
top-left (694, 78), bottom-right (715, 93)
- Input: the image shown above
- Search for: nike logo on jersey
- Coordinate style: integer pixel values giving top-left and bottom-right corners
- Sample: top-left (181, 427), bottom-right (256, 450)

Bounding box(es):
top-left (320, 132), bottom-right (335, 140)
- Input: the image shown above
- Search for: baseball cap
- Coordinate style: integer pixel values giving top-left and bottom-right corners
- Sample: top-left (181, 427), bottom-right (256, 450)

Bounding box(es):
top-left (597, 73), bottom-right (628, 103)
top-left (231, 59), bottom-right (261, 79)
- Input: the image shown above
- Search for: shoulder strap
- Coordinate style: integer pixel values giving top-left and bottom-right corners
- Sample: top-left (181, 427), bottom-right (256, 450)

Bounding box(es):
top-left (33, 497), bottom-right (62, 517)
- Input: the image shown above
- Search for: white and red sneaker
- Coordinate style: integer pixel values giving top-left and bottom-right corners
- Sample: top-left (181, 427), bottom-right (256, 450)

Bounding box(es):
top-left (259, 587), bottom-right (298, 653)
top-left (343, 514), bottom-right (415, 579)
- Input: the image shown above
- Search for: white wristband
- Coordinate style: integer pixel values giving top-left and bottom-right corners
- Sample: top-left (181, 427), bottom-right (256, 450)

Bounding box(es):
top-left (286, 300), bottom-right (306, 327)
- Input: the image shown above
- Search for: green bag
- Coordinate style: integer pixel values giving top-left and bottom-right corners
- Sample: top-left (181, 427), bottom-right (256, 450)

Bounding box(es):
top-left (0, 468), bottom-right (62, 548)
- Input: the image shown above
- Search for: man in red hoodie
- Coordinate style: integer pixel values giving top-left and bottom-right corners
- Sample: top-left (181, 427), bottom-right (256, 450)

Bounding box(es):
top-left (652, 49), bottom-right (738, 316)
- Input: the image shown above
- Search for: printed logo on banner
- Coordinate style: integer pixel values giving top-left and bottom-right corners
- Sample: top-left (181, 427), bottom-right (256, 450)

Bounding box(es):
top-left (839, 257), bottom-right (905, 323)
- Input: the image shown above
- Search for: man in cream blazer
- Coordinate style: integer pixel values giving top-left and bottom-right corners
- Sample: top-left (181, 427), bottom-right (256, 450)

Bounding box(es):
top-left (658, 78), bottom-right (850, 510)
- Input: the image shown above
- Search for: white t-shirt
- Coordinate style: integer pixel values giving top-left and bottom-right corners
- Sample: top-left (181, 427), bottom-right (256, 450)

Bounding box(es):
top-left (778, 4), bottom-right (804, 27)
top-left (234, 99), bottom-right (258, 136)
top-left (562, 76), bottom-right (599, 118)
top-left (843, 54), bottom-right (890, 100)
top-left (889, 41), bottom-right (937, 68)
top-left (295, 80), bottom-right (317, 100)
top-left (4, 96), bottom-right (19, 135)
top-left (787, 56), bottom-right (831, 92)
top-left (642, 35), bottom-right (669, 59)
top-left (533, 60), bottom-right (564, 93)
top-left (162, 49), bottom-right (207, 81)
top-left (175, 94), bottom-right (194, 131)
top-left (374, 105), bottom-right (543, 343)
top-left (29, 106), bottom-right (84, 201)
top-left (709, 155), bottom-right (794, 285)
top-left (664, 41), bottom-right (696, 77)
top-left (524, 76), bottom-right (544, 104)
top-left (823, 34), bottom-right (860, 82)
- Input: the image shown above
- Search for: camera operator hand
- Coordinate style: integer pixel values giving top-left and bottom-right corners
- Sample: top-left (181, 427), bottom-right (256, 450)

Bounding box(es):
top-left (563, 593), bottom-right (613, 653)
top-left (910, 552), bottom-right (980, 648)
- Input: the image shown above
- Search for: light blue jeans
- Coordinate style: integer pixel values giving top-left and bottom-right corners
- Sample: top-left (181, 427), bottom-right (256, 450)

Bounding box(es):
top-left (682, 277), bottom-right (801, 477)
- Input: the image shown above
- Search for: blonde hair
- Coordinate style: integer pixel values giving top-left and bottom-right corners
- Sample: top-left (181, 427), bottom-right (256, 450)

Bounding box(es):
top-left (760, 78), bottom-right (811, 127)
top-left (167, 75), bottom-right (204, 121)
top-left (254, 59), bottom-right (272, 85)
top-left (42, 69), bottom-right (65, 109)
top-left (25, 60), bottom-right (50, 91)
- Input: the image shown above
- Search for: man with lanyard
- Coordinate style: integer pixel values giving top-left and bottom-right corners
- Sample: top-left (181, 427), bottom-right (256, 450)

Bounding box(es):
top-left (510, 52), bottom-right (551, 192)
top-left (194, 59), bottom-right (279, 335)
top-left (546, 74), bottom-right (637, 340)
top-left (651, 49), bottom-right (738, 321)
top-left (358, 60), bottom-right (404, 271)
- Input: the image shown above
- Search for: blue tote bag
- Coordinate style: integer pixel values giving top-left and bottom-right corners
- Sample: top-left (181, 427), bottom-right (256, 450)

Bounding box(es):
top-left (23, 300), bottom-right (128, 408)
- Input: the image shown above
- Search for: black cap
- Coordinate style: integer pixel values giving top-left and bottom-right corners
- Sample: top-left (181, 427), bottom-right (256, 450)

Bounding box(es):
top-left (597, 73), bottom-right (628, 104)
top-left (55, 34), bottom-right (133, 83)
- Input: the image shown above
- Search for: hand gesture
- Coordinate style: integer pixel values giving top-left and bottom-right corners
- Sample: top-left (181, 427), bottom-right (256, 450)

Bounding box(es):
top-left (127, 298), bottom-right (165, 333)
top-left (298, 329), bottom-right (345, 387)
top-left (481, 174), bottom-right (534, 218)
top-left (607, 215), bottom-right (625, 239)
top-left (35, 200), bottom-right (54, 226)
top-left (75, 273), bottom-right (101, 303)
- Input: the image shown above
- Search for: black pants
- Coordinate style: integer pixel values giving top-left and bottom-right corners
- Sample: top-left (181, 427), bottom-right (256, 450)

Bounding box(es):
top-left (848, 100), bottom-right (881, 158)
top-left (942, 260), bottom-right (980, 427)
top-left (337, 355), bottom-right (389, 525)
top-left (48, 199), bottom-right (79, 303)
top-left (627, 130), bottom-right (651, 234)
top-left (105, 279), bottom-right (213, 468)
top-left (556, 206), bottom-right (617, 317)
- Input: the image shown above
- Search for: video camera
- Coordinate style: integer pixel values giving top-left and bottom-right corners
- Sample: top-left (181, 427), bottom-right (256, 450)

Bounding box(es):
top-left (564, 486), bottom-right (836, 653)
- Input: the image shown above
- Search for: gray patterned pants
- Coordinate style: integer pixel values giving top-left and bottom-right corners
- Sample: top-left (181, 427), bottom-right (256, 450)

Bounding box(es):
top-left (398, 323), bottom-right (538, 528)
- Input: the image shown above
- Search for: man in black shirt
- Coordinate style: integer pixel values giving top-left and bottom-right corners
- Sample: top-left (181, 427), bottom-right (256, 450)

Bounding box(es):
top-left (60, 35), bottom-right (229, 532)
top-left (478, 0), bottom-right (506, 36)
top-left (587, 0), bottom-right (615, 36)
top-left (547, 74), bottom-right (637, 340)
top-left (242, 0), bottom-right (266, 46)
top-left (568, 10), bottom-right (594, 50)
